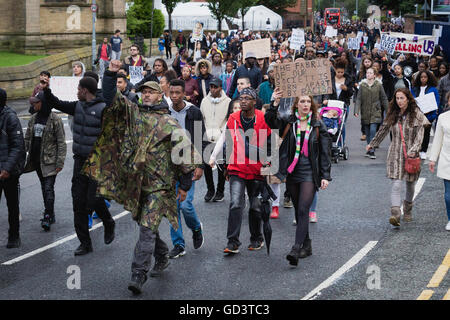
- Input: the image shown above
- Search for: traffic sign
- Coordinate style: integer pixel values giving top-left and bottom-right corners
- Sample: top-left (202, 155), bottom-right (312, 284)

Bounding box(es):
top-left (91, 4), bottom-right (98, 12)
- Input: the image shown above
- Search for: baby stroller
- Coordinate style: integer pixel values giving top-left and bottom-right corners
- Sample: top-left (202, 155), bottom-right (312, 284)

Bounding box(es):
top-left (319, 100), bottom-right (349, 163)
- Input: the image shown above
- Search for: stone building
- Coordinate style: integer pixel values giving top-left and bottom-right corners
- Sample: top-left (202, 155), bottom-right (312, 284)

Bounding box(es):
top-left (0, 0), bottom-right (127, 54)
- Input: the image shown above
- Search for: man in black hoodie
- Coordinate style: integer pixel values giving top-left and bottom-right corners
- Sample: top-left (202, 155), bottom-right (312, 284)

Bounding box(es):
top-left (40, 76), bottom-right (116, 256)
top-left (0, 88), bottom-right (26, 248)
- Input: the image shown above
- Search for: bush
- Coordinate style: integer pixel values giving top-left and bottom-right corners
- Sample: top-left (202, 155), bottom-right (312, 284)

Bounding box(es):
top-left (127, 0), bottom-right (165, 38)
top-left (352, 15), bottom-right (360, 21)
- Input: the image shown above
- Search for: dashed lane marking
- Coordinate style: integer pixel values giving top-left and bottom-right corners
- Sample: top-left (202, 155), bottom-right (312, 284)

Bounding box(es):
top-left (427, 249), bottom-right (450, 288)
top-left (417, 290), bottom-right (434, 300)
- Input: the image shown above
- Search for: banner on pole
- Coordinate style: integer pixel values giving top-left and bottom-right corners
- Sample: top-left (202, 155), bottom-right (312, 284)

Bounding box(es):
top-left (382, 32), bottom-right (438, 56)
top-left (290, 28), bottom-right (305, 51)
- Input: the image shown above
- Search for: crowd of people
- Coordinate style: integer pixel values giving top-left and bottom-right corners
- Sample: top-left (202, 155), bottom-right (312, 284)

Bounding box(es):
top-left (1, 21), bottom-right (450, 294)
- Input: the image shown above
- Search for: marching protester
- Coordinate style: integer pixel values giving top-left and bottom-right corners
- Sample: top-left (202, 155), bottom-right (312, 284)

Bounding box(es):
top-left (117, 74), bottom-right (139, 104)
top-left (0, 88), bottom-right (26, 248)
top-left (180, 65), bottom-right (200, 106)
top-left (40, 75), bottom-right (116, 256)
top-left (123, 44), bottom-right (151, 77)
top-left (134, 58), bottom-right (168, 87)
top-left (196, 59), bottom-right (214, 103)
top-left (227, 52), bottom-right (263, 99)
top-left (438, 68), bottom-right (450, 112)
top-left (266, 88), bottom-right (331, 266)
top-left (25, 92), bottom-right (66, 231)
top-left (95, 37), bottom-right (112, 81)
top-left (367, 88), bottom-right (429, 227)
top-left (85, 60), bottom-right (197, 294)
top-left (200, 77), bottom-right (231, 202)
top-left (355, 67), bottom-right (389, 160)
top-left (164, 30), bottom-right (173, 60)
top-left (167, 79), bottom-right (208, 259)
top-left (411, 70), bottom-right (440, 159)
top-left (429, 92), bottom-right (450, 231)
top-left (220, 60), bottom-right (236, 97)
top-left (110, 29), bottom-right (123, 61)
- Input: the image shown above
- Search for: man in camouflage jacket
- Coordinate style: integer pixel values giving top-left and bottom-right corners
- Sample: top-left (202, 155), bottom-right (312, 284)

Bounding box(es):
top-left (83, 60), bottom-right (198, 294)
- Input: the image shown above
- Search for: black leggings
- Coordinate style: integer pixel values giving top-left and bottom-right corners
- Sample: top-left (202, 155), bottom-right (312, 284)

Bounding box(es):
top-left (286, 181), bottom-right (316, 246)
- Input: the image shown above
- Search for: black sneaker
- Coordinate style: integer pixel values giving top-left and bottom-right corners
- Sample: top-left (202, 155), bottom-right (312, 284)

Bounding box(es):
top-left (150, 257), bottom-right (170, 277)
top-left (41, 214), bottom-right (51, 232)
top-left (212, 191), bottom-right (224, 202)
top-left (6, 237), bottom-right (21, 249)
top-left (286, 244), bottom-right (301, 266)
top-left (283, 197), bottom-right (293, 208)
top-left (74, 244), bottom-right (93, 256)
top-left (128, 272), bottom-right (147, 295)
top-left (168, 244), bottom-right (186, 259)
top-left (248, 240), bottom-right (264, 251)
top-left (369, 151), bottom-right (376, 159)
top-left (192, 223), bottom-right (204, 249)
top-left (365, 151), bottom-right (371, 158)
top-left (204, 190), bottom-right (215, 202)
top-left (223, 243), bottom-right (239, 254)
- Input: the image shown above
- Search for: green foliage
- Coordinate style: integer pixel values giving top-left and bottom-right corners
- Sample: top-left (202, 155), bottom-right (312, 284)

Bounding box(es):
top-left (127, 0), bottom-right (165, 38)
top-left (371, 0), bottom-right (422, 15)
top-left (0, 52), bottom-right (48, 67)
top-left (256, 0), bottom-right (297, 14)
top-left (352, 15), bottom-right (360, 21)
top-left (206, 0), bottom-right (240, 31)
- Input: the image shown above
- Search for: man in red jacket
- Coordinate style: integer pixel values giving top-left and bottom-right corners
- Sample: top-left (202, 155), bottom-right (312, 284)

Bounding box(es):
top-left (223, 87), bottom-right (272, 254)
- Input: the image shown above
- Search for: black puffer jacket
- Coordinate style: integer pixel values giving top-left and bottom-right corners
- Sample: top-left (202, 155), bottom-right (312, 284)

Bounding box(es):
top-left (265, 102), bottom-right (332, 190)
top-left (0, 92), bottom-right (26, 176)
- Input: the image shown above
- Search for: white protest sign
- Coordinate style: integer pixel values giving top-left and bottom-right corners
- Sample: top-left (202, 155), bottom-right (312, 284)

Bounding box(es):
top-left (380, 33), bottom-right (398, 55)
top-left (129, 66), bottom-right (144, 86)
top-left (357, 31), bottom-right (364, 42)
top-left (290, 28), bottom-right (305, 51)
top-left (363, 36), bottom-right (368, 44)
top-left (49, 76), bottom-right (80, 101)
top-left (347, 37), bottom-right (360, 50)
top-left (415, 92), bottom-right (438, 114)
top-left (242, 38), bottom-right (271, 60)
top-left (325, 26), bottom-right (337, 38)
top-left (192, 22), bottom-right (203, 41)
top-left (382, 32), bottom-right (438, 56)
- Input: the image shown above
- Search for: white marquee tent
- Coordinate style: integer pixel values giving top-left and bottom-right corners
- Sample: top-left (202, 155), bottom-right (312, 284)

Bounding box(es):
top-left (158, 2), bottom-right (229, 31)
top-left (232, 5), bottom-right (283, 31)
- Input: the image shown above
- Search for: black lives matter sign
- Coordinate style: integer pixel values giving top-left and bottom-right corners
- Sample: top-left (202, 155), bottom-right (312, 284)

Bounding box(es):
top-left (273, 59), bottom-right (333, 98)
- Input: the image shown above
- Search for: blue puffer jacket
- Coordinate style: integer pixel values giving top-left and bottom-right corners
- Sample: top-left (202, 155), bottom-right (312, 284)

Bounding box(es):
top-left (411, 86), bottom-right (440, 122)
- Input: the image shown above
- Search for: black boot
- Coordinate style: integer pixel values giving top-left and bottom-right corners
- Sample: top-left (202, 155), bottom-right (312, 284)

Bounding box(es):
top-left (299, 239), bottom-right (312, 258)
top-left (74, 243), bottom-right (93, 256)
top-left (104, 221), bottom-right (115, 245)
top-left (6, 237), bottom-right (21, 249)
top-left (128, 272), bottom-right (147, 295)
top-left (41, 214), bottom-right (51, 232)
top-left (286, 244), bottom-right (302, 266)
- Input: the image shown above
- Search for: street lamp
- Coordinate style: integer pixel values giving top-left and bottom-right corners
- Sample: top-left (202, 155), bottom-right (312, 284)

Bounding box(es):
top-left (91, 0), bottom-right (98, 71)
top-left (149, 1), bottom-right (154, 57)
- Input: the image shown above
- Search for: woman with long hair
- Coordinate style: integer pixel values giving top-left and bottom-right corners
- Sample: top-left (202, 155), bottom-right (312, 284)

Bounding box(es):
top-left (438, 62), bottom-right (449, 81)
top-left (179, 65), bottom-right (200, 106)
top-left (411, 70), bottom-right (440, 159)
top-left (367, 88), bottom-right (429, 227)
top-left (355, 57), bottom-right (374, 141)
top-left (265, 89), bottom-right (331, 266)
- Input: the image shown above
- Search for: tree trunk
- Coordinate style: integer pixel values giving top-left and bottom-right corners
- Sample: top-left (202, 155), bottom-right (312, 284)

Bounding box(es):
top-left (218, 17), bottom-right (222, 31)
top-left (169, 13), bottom-right (172, 34)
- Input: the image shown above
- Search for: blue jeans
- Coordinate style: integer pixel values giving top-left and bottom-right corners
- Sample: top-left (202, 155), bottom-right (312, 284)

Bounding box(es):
top-left (170, 181), bottom-right (201, 248)
top-left (364, 123), bottom-right (378, 148)
top-left (444, 180), bottom-right (450, 220)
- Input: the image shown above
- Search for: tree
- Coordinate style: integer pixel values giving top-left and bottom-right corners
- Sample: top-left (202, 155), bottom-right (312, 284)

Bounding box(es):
top-left (371, 0), bottom-right (422, 16)
top-left (237, 0), bottom-right (259, 30)
top-left (162, 0), bottom-right (183, 34)
top-left (256, 0), bottom-right (297, 14)
top-left (206, 0), bottom-right (240, 31)
top-left (127, 0), bottom-right (165, 38)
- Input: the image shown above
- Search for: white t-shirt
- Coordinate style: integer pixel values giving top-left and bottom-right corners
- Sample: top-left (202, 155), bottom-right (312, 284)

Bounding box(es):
top-left (419, 86), bottom-right (427, 97)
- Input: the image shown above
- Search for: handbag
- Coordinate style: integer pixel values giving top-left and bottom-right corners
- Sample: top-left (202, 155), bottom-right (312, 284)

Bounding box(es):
top-left (398, 122), bottom-right (421, 174)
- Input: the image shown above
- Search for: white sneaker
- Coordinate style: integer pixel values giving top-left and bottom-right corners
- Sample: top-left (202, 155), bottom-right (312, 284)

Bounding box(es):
top-left (446, 221), bottom-right (450, 231)
top-left (419, 152), bottom-right (427, 160)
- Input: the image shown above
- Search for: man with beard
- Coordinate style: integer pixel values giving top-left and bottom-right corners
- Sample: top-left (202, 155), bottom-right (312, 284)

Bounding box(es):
top-left (227, 52), bottom-right (263, 99)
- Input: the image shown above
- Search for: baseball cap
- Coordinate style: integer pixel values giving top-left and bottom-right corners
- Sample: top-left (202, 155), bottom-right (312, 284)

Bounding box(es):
top-left (245, 52), bottom-right (257, 60)
top-left (209, 77), bottom-right (222, 87)
top-left (29, 91), bottom-right (44, 104)
top-left (137, 81), bottom-right (162, 93)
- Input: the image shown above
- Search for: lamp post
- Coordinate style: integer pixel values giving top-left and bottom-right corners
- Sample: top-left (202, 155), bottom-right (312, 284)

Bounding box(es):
top-left (91, 0), bottom-right (98, 71)
top-left (149, 0), bottom-right (154, 57)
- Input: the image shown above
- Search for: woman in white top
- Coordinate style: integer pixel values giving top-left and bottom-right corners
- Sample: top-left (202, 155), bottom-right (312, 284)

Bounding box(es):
top-left (429, 91), bottom-right (450, 231)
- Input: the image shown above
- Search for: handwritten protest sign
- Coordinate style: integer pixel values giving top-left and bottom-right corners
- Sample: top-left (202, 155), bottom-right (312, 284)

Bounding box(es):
top-left (129, 66), bottom-right (144, 86)
top-left (290, 28), bottom-right (305, 51)
top-left (357, 31), bottom-right (364, 42)
top-left (273, 59), bottom-right (332, 98)
top-left (192, 22), bottom-right (203, 41)
top-left (347, 37), bottom-right (360, 50)
top-left (242, 38), bottom-right (271, 59)
top-left (380, 33), bottom-right (398, 55)
top-left (325, 26), bottom-right (337, 38)
top-left (50, 77), bottom-right (80, 101)
top-left (382, 32), bottom-right (437, 56)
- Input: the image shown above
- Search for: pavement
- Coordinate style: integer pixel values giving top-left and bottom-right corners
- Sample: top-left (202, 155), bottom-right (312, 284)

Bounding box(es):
top-left (0, 99), bottom-right (448, 301)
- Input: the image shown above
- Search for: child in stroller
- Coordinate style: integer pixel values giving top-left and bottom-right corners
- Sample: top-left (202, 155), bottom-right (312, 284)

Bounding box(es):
top-left (319, 104), bottom-right (349, 163)
top-left (322, 109), bottom-right (339, 136)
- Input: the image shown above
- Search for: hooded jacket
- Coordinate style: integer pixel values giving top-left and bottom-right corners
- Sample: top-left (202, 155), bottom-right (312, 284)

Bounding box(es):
top-left (195, 59), bottom-right (214, 103)
top-left (0, 89), bottom-right (26, 176)
top-left (200, 90), bottom-right (231, 143)
top-left (355, 79), bottom-right (389, 125)
top-left (225, 109), bottom-right (271, 181)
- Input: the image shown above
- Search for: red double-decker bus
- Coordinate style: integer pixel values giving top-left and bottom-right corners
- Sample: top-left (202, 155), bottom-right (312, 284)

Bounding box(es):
top-left (324, 8), bottom-right (341, 27)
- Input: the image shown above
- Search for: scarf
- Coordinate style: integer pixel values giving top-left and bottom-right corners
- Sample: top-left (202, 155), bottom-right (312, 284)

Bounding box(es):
top-left (287, 111), bottom-right (312, 174)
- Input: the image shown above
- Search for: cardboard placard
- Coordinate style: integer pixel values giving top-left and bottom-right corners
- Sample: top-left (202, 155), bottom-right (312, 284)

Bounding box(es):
top-left (273, 59), bottom-right (333, 98)
top-left (49, 76), bottom-right (80, 101)
top-left (242, 38), bottom-right (271, 60)
top-left (290, 28), bottom-right (305, 51)
top-left (129, 66), bottom-right (144, 85)
top-left (380, 33), bottom-right (397, 55)
top-left (325, 26), bottom-right (337, 38)
top-left (415, 92), bottom-right (438, 114)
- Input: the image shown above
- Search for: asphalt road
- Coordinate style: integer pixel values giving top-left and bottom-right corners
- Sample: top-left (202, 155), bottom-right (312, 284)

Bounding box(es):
top-left (0, 100), bottom-right (448, 301)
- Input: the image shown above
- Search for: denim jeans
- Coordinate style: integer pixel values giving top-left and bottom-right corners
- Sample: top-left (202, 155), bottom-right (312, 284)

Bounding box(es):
top-left (444, 180), bottom-right (450, 220)
top-left (111, 51), bottom-right (121, 60)
top-left (170, 181), bottom-right (201, 248)
top-left (364, 123), bottom-right (378, 148)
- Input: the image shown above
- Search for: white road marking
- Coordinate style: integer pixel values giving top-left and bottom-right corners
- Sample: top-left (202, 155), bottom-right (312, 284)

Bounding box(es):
top-left (1, 210), bottom-right (130, 266)
top-left (301, 241), bottom-right (379, 300)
